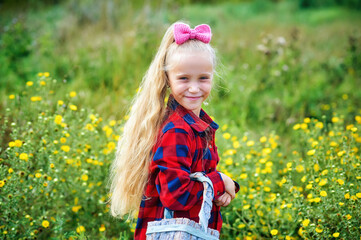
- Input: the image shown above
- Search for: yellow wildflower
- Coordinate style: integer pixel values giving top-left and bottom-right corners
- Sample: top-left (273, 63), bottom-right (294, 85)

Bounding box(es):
top-left (26, 81), bottom-right (33, 86)
top-left (69, 91), bottom-right (77, 98)
top-left (302, 219), bottom-right (310, 227)
top-left (270, 229), bottom-right (278, 236)
top-left (44, 72), bottom-right (50, 77)
top-left (333, 232), bottom-right (340, 237)
top-left (0, 180), bottom-right (5, 188)
top-left (81, 175), bottom-right (88, 181)
top-left (307, 149), bottom-right (316, 156)
top-left (246, 140), bottom-right (255, 147)
top-left (76, 226), bottom-right (85, 233)
top-left (223, 133), bottom-right (231, 140)
top-left (54, 115), bottom-right (63, 125)
top-left (19, 153), bottom-right (29, 161)
top-left (42, 220), bottom-right (50, 228)
top-left (99, 224), bottom-right (106, 232)
top-left (70, 105), bottom-right (77, 111)
top-left (315, 227), bottom-right (323, 233)
top-left (61, 145), bottom-right (70, 152)
top-left (15, 140), bottom-right (23, 147)
top-left (9, 94), bottom-right (15, 99)
top-left (320, 191), bottom-right (327, 197)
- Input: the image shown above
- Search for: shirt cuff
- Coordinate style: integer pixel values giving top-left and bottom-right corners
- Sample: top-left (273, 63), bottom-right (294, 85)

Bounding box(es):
top-left (206, 171), bottom-right (225, 200)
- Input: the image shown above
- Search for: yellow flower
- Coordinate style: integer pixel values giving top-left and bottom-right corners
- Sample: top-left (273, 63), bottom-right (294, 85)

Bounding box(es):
top-left (260, 136), bottom-right (267, 143)
top-left (99, 224), bottom-right (106, 232)
top-left (8, 168), bottom-right (14, 174)
top-left (314, 164), bottom-right (320, 172)
top-left (19, 153), bottom-right (29, 161)
top-left (307, 149), bottom-right (316, 156)
top-left (69, 91), bottom-right (77, 98)
top-left (76, 226), bottom-right (85, 233)
top-left (233, 141), bottom-right (240, 148)
top-left (58, 100), bottom-right (64, 105)
top-left (313, 197), bottom-right (321, 203)
top-left (72, 205), bottom-right (82, 213)
top-left (26, 81), bottom-right (33, 86)
top-left (304, 118), bottom-right (311, 123)
top-left (0, 180), bottom-right (5, 188)
top-left (237, 223), bottom-right (246, 229)
top-left (243, 205), bottom-right (250, 210)
top-left (81, 175), bottom-right (88, 181)
top-left (302, 219), bottom-right (310, 227)
top-left (333, 232), bottom-right (340, 237)
top-left (240, 173), bottom-right (247, 179)
top-left (70, 105), bottom-right (77, 111)
top-left (315, 227), bottom-right (323, 233)
top-left (42, 220), bottom-right (50, 228)
top-left (264, 186), bottom-right (271, 192)
top-left (315, 122), bottom-right (324, 129)
top-left (35, 173), bottom-right (42, 178)
top-left (246, 140), bottom-right (255, 147)
top-left (346, 214), bottom-right (352, 220)
top-left (356, 193), bottom-right (361, 198)
top-left (336, 179), bottom-right (344, 185)
top-left (40, 81), bottom-right (46, 86)
top-left (337, 151), bottom-right (345, 157)
top-left (15, 140), bottom-right (23, 147)
top-left (223, 133), bottom-right (231, 140)
top-left (44, 72), bottom-right (50, 77)
top-left (30, 96), bottom-right (42, 102)
top-left (38, 72), bottom-right (43, 76)
top-left (225, 158), bottom-right (233, 166)
top-left (339, 202), bottom-right (344, 206)
top-left (320, 191), bottom-right (327, 197)
top-left (293, 123), bottom-right (300, 130)
top-left (54, 115), bottom-right (63, 125)
top-left (344, 193), bottom-right (350, 199)
top-left (9, 94), bottom-right (15, 99)
top-left (318, 178), bottom-right (327, 186)
top-left (296, 165), bottom-right (304, 173)
top-left (332, 117), bottom-right (339, 123)
top-left (270, 229), bottom-right (278, 236)
top-left (61, 145), bottom-right (70, 152)
top-left (60, 137), bottom-right (67, 144)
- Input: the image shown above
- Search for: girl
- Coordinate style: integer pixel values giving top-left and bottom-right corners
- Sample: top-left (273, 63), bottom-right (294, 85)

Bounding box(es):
top-left (108, 22), bottom-right (239, 240)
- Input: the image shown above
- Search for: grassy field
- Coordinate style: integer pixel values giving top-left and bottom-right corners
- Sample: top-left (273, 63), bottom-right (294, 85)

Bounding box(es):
top-left (1, 0), bottom-right (361, 239)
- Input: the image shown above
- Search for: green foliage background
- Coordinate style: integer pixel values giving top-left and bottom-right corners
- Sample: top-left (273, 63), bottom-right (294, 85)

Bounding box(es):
top-left (1, 0), bottom-right (361, 239)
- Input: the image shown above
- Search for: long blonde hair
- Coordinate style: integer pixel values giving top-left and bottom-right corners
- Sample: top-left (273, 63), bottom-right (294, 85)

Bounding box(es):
top-left (108, 22), bottom-right (217, 218)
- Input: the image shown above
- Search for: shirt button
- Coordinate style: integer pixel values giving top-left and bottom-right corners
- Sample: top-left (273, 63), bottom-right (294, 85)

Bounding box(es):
top-left (209, 145), bottom-right (212, 149)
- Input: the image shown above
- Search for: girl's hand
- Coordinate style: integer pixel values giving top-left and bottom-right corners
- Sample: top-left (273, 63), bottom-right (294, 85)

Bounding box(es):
top-left (214, 192), bottom-right (232, 207)
top-left (219, 172), bottom-right (236, 199)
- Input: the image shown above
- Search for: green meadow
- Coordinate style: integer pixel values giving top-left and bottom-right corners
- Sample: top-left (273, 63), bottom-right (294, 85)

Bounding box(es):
top-left (1, 0), bottom-right (361, 239)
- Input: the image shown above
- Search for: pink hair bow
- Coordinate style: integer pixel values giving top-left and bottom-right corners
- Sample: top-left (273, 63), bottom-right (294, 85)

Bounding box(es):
top-left (174, 23), bottom-right (212, 45)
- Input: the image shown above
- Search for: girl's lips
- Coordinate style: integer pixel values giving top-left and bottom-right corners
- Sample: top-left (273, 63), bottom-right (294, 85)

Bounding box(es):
top-left (186, 96), bottom-right (201, 100)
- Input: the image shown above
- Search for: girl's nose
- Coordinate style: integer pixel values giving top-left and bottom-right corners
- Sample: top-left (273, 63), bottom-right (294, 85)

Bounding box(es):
top-left (188, 83), bottom-right (200, 93)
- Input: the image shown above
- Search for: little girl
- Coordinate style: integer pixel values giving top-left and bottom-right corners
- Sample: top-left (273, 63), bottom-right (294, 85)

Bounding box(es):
top-left (108, 22), bottom-right (239, 240)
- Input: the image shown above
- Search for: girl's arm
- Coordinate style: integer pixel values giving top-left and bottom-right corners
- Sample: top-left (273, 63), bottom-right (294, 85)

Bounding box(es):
top-left (151, 127), bottom-right (226, 211)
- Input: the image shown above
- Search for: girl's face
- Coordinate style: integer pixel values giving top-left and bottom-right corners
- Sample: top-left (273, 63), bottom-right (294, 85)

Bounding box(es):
top-left (167, 51), bottom-right (213, 116)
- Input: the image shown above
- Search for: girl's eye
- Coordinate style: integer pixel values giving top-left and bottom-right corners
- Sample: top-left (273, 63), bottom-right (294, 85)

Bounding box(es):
top-left (179, 77), bottom-right (188, 80)
top-left (200, 76), bottom-right (209, 80)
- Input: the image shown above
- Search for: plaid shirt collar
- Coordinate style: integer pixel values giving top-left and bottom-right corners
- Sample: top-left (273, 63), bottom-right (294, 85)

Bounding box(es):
top-left (167, 94), bottom-right (219, 133)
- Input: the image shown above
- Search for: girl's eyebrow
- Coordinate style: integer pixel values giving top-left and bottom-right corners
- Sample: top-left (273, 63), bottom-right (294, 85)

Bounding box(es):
top-left (175, 72), bottom-right (212, 76)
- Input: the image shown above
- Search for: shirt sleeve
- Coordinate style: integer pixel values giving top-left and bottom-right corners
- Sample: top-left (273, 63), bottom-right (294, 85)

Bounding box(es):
top-left (151, 127), bottom-right (225, 211)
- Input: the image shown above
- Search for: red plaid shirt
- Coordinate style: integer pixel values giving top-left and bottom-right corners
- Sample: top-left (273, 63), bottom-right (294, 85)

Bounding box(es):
top-left (134, 95), bottom-right (239, 239)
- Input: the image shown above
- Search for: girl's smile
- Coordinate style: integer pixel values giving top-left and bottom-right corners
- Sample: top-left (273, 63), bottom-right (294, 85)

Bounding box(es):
top-left (167, 51), bottom-right (213, 116)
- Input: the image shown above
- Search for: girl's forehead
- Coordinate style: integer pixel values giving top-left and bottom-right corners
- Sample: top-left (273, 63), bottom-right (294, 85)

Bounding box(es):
top-left (167, 50), bottom-right (214, 71)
